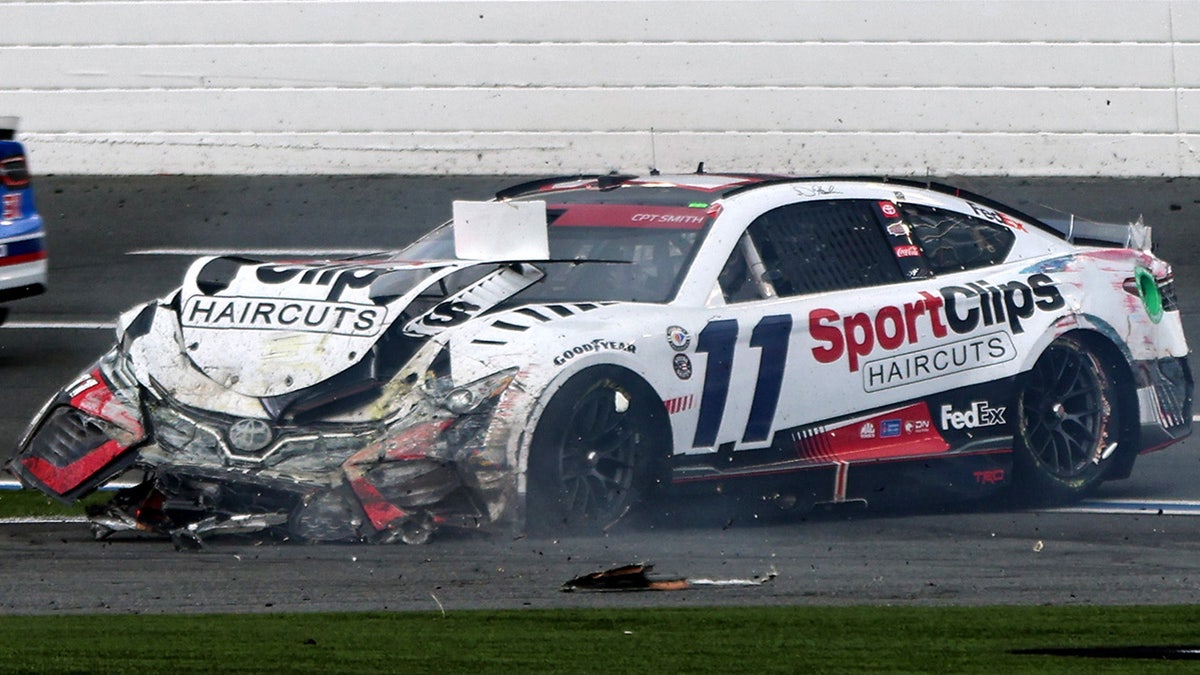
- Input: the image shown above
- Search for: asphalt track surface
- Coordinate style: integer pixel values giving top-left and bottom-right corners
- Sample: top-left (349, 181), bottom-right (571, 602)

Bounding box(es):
top-left (3, 175), bottom-right (1200, 615)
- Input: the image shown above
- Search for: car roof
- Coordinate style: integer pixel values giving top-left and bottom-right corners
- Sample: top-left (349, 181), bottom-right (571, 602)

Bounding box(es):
top-left (499, 172), bottom-right (1064, 239)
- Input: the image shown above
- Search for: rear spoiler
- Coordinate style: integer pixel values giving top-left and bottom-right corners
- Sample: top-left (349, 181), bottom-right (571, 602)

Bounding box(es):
top-left (0, 116), bottom-right (16, 141)
top-left (1043, 215), bottom-right (1152, 252)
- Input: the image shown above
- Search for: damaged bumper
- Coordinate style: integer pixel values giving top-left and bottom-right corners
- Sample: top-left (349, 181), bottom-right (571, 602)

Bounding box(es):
top-left (9, 349), bottom-right (525, 545)
top-left (1134, 355), bottom-right (1193, 452)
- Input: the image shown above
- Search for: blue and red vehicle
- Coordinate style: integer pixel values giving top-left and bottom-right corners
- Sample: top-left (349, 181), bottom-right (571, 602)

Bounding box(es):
top-left (0, 117), bottom-right (47, 310)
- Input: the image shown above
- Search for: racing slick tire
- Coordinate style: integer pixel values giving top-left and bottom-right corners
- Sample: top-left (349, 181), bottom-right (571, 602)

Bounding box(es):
top-left (1012, 334), bottom-right (1121, 504)
top-left (526, 366), bottom-right (669, 534)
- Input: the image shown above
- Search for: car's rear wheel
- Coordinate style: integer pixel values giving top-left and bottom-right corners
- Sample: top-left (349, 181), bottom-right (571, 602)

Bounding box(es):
top-left (1013, 335), bottom-right (1120, 503)
top-left (526, 367), bottom-right (667, 533)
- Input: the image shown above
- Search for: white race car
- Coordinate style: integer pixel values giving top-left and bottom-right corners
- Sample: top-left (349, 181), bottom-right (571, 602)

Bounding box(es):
top-left (9, 174), bottom-right (1192, 545)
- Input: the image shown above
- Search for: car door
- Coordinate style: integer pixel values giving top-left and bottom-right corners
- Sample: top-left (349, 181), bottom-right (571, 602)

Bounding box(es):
top-left (684, 197), bottom-right (935, 459)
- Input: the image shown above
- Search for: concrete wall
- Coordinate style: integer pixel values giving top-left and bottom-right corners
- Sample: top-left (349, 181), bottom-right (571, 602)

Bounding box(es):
top-left (3, 0), bottom-right (1199, 176)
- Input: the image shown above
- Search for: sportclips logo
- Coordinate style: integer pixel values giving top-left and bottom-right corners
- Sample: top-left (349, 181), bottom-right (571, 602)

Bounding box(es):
top-left (810, 273), bottom-right (1064, 387)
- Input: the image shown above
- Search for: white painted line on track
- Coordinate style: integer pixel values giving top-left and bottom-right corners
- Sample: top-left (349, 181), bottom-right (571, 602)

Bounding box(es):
top-left (0, 321), bottom-right (115, 330)
top-left (1044, 499), bottom-right (1200, 516)
top-left (0, 479), bottom-right (137, 491)
top-left (128, 248), bottom-right (380, 256)
top-left (0, 516), bottom-right (88, 524)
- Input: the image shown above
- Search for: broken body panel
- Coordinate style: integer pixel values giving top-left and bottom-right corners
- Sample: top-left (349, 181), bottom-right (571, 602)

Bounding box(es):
top-left (8, 176), bottom-right (1193, 545)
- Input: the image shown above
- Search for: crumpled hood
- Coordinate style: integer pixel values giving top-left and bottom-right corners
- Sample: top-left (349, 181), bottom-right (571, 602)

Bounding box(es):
top-left (174, 255), bottom-right (541, 398)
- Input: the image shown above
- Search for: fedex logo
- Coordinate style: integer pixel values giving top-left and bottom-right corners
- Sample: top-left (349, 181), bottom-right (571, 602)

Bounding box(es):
top-left (940, 401), bottom-right (1006, 430)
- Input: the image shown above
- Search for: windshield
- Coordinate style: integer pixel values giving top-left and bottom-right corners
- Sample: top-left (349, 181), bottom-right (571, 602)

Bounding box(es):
top-left (396, 207), bottom-right (709, 303)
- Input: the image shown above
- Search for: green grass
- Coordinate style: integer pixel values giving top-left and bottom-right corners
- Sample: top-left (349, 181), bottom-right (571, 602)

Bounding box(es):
top-left (1, 605), bottom-right (1199, 673)
top-left (2, 490), bottom-right (1197, 672)
top-left (0, 489), bottom-right (109, 518)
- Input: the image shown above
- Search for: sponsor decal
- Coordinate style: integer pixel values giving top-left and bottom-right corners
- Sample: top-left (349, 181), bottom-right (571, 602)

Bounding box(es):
top-left (894, 245), bottom-right (921, 258)
top-left (859, 422), bottom-right (876, 439)
top-left (2, 193), bottom-right (19, 220)
top-left (672, 353), bottom-right (693, 380)
top-left (182, 295), bottom-right (385, 336)
top-left (878, 201), bottom-right (899, 218)
top-left (791, 402), bottom-right (950, 463)
top-left (419, 299), bottom-right (481, 329)
top-left (880, 419), bottom-right (902, 438)
top-left (255, 264), bottom-right (387, 302)
top-left (664, 394), bottom-right (695, 414)
top-left (905, 419), bottom-right (931, 434)
top-left (553, 338), bottom-right (637, 366)
top-left (967, 202), bottom-right (1028, 232)
top-left (864, 332), bottom-right (1015, 392)
top-left (940, 401), bottom-right (1007, 430)
top-left (886, 222), bottom-right (908, 236)
top-left (811, 273), bottom-right (1064, 374)
top-left (666, 325), bottom-right (691, 351)
top-left (974, 468), bottom-right (1006, 485)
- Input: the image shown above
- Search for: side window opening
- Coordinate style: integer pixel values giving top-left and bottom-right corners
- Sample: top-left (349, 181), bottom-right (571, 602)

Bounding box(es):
top-left (718, 232), bottom-right (778, 302)
top-left (719, 200), bottom-right (905, 302)
top-left (901, 203), bottom-right (1016, 273)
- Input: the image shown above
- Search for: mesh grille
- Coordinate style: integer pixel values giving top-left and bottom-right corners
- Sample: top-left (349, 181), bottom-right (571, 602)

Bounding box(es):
top-left (26, 407), bottom-right (111, 467)
top-left (1159, 276), bottom-right (1179, 312)
top-left (1153, 357), bottom-right (1191, 430)
top-left (751, 200), bottom-right (903, 296)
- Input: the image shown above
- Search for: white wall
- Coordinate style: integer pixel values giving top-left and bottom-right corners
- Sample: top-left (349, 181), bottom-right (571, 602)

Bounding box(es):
top-left (2, 0), bottom-right (1198, 176)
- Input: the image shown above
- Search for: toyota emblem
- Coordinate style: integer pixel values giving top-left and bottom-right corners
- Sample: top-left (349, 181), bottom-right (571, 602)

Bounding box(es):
top-left (228, 418), bottom-right (273, 453)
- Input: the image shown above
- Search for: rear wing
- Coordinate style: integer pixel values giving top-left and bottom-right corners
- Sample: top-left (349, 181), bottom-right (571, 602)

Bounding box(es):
top-left (1043, 215), bottom-right (1152, 252)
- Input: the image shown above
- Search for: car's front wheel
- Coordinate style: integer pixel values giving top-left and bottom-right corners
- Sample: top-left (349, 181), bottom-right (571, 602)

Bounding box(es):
top-left (526, 367), bottom-right (668, 533)
top-left (1013, 335), bottom-right (1120, 503)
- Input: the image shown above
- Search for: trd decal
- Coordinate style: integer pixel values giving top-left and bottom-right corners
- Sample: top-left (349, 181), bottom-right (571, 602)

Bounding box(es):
top-left (974, 468), bottom-right (1006, 485)
top-left (692, 314), bottom-right (791, 447)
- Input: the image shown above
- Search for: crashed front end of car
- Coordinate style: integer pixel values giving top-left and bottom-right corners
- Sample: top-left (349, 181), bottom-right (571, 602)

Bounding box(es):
top-left (9, 203), bottom-right (556, 546)
top-left (11, 280), bottom-right (529, 547)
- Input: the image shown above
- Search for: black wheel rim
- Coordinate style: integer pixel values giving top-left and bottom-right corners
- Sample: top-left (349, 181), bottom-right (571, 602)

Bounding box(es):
top-left (1021, 345), bottom-right (1107, 479)
top-left (555, 385), bottom-right (638, 520)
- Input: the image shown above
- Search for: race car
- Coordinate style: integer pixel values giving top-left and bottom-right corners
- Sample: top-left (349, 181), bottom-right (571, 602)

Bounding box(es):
top-left (0, 117), bottom-right (47, 314)
top-left (8, 173), bottom-right (1192, 545)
